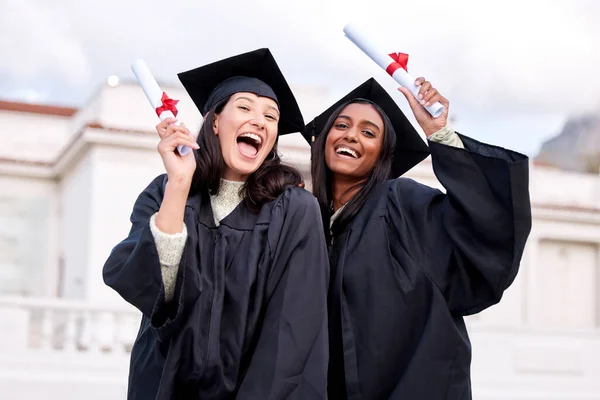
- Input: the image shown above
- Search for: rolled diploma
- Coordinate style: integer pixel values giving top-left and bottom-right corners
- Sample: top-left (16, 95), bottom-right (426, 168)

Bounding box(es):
top-left (131, 59), bottom-right (192, 156)
top-left (343, 23), bottom-right (444, 118)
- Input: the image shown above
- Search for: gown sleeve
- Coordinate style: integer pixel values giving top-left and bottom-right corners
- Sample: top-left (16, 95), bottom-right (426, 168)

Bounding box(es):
top-left (236, 188), bottom-right (330, 400)
top-left (389, 134), bottom-right (532, 315)
top-left (102, 174), bottom-right (191, 339)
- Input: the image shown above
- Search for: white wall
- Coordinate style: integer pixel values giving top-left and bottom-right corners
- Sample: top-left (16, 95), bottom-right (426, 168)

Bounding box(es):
top-left (0, 111), bottom-right (72, 162)
top-left (536, 239), bottom-right (598, 329)
top-left (59, 152), bottom-right (93, 299)
top-left (0, 175), bottom-right (58, 297)
top-left (530, 164), bottom-right (600, 209)
top-left (467, 325), bottom-right (600, 400)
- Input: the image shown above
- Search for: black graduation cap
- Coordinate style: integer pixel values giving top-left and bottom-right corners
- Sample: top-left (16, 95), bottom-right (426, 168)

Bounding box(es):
top-left (302, 78), bottom-right (430, 178)
top-left (178, 48), bottom-right (304, 135)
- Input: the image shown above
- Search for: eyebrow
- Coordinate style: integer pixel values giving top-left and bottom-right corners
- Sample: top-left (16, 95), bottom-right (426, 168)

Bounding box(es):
top-left (234, 96), bottom-right (280, 116)
top-left (337, 115), bottom-right (381, 132)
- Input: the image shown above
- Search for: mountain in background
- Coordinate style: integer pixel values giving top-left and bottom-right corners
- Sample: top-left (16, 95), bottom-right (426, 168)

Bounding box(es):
top-left (536, 111), bottom-right (600, 173)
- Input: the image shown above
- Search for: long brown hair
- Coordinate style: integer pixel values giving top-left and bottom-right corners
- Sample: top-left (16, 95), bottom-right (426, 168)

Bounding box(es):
top-left (190, 97), bottom-right (303, 213)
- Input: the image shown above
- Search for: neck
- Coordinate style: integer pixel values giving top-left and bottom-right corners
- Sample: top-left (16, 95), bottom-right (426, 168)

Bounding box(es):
top-left (221, 178), bottom-right (245, 184)
top-left (221, 170), bottom-right (247, 182)
top-left (331, 174), bottom-right (365, 212)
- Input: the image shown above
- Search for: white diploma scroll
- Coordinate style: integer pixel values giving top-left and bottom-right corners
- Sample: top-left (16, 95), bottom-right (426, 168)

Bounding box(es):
top-left (131, 59), bottom-right (192, 156)
top-left (343, 23), bottom-right (445, 118)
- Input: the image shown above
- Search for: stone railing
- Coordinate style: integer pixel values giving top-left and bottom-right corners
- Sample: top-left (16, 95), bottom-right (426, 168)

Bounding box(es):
top-left (0, 296), bottom-right (140, 354)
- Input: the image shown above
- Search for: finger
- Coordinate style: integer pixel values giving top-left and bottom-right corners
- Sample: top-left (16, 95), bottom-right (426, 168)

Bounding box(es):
top-left (425, 93), bottom-right (449, 109)
top-left (162, 132), bottom-right (199, 149)
top-left (424, 95), bottom-right (442, 108)
top-left (438, 94), bottom-right (449, 108)
top-left (176, 140), bottom-right (199, 152)
top-left (168, 131), bottom-right (198, 146)
top-left (414, 77), bottom-right (425, 87)
top-left (176, 134), bottom-right (199, 150)
top-left (156, 118), bottom-right (176, 139)
top-left (157, 118), bottom-right (177, 131)
top-left (418, 81), bottom-right (432, 100)
top-left (178, 123), bottom-right (193, 137)
top-left (164, 123), bottom-right (178, 138)
top-left (398, 87), bottom-right (422, 111)
top-left (159, 137), bottom-right (199, 154)
top-left (167, 124), bottom-right (192, 137)
top-left (423, 88), bottom-right (438, 105)
top-left (164, 123), bottom-right (190, 138)
top-left (158, 118), bottom-right (176, 128)
top-left (429, 97), bottom-right (450, 120)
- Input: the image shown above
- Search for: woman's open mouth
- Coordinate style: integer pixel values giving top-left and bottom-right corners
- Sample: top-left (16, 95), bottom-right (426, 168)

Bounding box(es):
top-left (335, 145), bottom-right (361, 159)
top-left (237, 132), bottom-right (263, 158)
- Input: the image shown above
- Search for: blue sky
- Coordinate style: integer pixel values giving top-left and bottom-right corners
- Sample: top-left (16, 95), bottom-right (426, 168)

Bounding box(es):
top-left (1, 0), bottom-right (598, 156)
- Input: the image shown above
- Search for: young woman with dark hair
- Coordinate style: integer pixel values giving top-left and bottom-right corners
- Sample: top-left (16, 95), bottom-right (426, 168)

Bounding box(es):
top-left (103, 49), bottom-right (329, 400)
top-left (304, 77), bottom-right (532, 400)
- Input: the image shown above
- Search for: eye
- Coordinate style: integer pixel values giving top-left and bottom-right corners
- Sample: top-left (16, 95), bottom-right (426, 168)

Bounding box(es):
top-left (362, 130), bottom-right (375, 137)
top-left (335, 123), bottom-right (349, 129)
top-left (265, 114), bottom-right (278, 121)
top-left (238, 105), bottom-right (250, 112)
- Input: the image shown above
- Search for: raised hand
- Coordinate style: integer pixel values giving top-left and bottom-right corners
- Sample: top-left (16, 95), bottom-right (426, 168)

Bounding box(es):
top-left (398, 78), bottom-right (450, 137)
top-left (155, 118), bottom-right (199, 186)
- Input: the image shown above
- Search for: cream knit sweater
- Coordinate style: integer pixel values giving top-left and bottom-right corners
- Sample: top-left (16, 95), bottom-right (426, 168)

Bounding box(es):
top-left (149, 179), bottom-right (244, 302)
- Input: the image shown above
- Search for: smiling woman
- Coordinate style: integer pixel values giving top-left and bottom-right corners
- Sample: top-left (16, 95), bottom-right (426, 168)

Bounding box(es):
top-left (102, 49), bottom-right (329, 400)
top-left (324, 101), bottom-right (389, 210)
top-left (212, 92), bottom-right (280, 180)
top-left (304, 77), bottom-right (532, 400)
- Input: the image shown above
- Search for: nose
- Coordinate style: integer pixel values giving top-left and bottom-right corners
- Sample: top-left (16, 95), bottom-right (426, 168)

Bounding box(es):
top-left (250, 113), bottom-right (266, 130)
top-left (343, 127), bottom-right (359, 143)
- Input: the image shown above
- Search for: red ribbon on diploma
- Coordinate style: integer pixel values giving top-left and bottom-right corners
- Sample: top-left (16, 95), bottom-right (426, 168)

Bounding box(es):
top-left (155, 92), bottom-right (179, 117)
top-left (385, 52), bottom-right (409, 76)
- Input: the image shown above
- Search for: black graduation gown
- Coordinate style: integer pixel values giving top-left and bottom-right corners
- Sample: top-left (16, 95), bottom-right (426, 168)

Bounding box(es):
top-left (327, 134), bottom-right (532, 400)
top-left (102, 175), bottom-right (329, 399)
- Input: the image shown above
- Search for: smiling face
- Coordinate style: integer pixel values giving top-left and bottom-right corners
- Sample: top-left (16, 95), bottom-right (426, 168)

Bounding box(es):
top-left (213, 92), bottom-right (280, 181)
top-left (324, 102), bottom-right (385, 180)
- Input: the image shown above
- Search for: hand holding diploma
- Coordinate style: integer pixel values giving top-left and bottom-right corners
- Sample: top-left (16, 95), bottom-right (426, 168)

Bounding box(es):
top-left (155, 117), bottom-right (199, 186)
top-left (131, 59), bottom-right (195, 156)
top-left (343, 23), bottom-right (445, 119)
top-left (398, 76), bottom-right (450, 137)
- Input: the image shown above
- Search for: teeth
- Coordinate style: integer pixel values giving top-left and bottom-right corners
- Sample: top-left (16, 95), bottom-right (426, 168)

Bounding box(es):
top-left (336, 147), bottom-right (358, 158)
top-left (239, 133), bottom-right (262, 144)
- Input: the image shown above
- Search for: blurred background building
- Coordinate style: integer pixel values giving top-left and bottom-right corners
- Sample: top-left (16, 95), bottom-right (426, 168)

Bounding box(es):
top-left (1, 80), bottom-right (599, 400)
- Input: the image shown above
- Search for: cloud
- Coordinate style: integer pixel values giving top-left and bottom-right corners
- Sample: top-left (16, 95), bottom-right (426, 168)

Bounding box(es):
top-left (0, 0), bottom-right (598, 119)
top-left (300, 0), bottom-right (600, 115)
top-left (0, 0), bottom-right (91, 87)
top-left (3, 88), bottom-right (48, 103)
